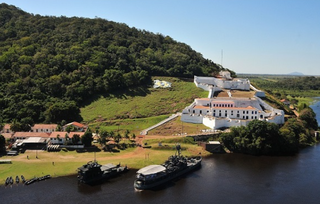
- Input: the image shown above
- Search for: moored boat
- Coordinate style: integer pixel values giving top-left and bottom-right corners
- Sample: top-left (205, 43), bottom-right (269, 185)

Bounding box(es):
top-left (9, 176), bottom-right (13, 185)
top-left (5, 177), bottom-right (10, 186)
top-left (134, 145), bottom-right (202, 190)
top-left (21, 175), bottom-right (26, 183)
top-left (25, 177), bottom-right (38, 185)
top-left (77, 161), bottom-right (128, 184)
top-left (38, 174), bottom-right (51, 181)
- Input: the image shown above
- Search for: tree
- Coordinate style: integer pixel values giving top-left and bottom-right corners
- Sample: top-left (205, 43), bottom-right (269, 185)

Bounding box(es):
top-left (72, 134), bottom-right (81, 144)
top-left (299, 107), bottom-right (318, 130)
top-left (0, 135), bottom-right (6, 154)
top-left (221, 120), bottom-right (300, 155)
top-left (99, 130), bottom-right (109, 145)
top-left (124, 129), bottom-right (130, 140)
top-left (131, 133), bottom-right (136, 140)
top-left (114, 133), bottom-right (122, 144)
top-left (10, 119), bottom-right (21, 132)
top-left (81, 131), bottom-right (93, 147)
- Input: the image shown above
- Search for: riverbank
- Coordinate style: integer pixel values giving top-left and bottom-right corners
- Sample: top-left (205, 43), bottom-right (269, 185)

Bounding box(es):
top-left (0, 140), bottom-right (209, 185)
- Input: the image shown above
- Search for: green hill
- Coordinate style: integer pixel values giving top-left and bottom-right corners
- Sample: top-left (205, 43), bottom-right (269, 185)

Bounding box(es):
top-left (0, 3), bottom-right (229, 128)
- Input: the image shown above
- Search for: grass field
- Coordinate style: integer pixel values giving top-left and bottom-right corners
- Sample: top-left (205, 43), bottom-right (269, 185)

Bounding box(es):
top-left (80, 77), bottom-right (208, 134)
top-left (0, 139), bottom-right (208, 185)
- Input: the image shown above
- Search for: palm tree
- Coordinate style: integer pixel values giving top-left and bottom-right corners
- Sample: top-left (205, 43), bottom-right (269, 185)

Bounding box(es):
top-left (99, 130), bottom-right (108, 146)
top-left (114, 133), bottom-right (122, 144)
top-left (109, 130), bottom-right (115, 140)
top-left (124, 129), bottom-right (130, 140)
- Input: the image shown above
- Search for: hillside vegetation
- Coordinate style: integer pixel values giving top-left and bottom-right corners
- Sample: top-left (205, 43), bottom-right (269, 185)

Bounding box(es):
top-left (0, 3), bottom-right (225, 128)
top-left (242, 75), bottom-right (320, 100)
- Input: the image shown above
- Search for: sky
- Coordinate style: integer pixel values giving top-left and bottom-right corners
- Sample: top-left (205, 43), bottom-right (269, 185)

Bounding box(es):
top-left (2, 0), bottom-right (320, 75)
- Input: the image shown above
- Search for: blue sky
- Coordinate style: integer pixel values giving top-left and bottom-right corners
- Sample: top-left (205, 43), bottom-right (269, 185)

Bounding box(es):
top-left (3, 0), bottom-right (320, 75)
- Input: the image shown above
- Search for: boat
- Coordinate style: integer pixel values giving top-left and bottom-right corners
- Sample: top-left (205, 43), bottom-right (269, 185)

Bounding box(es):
top-left (21, 175), bottom-right (26, 183)
top-left (77, 161), bottom-right (128, 184)
top-left (38, 174), bottom-right (51, 181)
top-left (9, 176), bottom-right (13, 185)
top-left (25, 177), bottom-right (38, 185)
top-left (15, 175), bottom-right (19, 184)
top-left (5, 177), bottom-right (10, 186)
top-left (134, 145), bottom-right (202, 190)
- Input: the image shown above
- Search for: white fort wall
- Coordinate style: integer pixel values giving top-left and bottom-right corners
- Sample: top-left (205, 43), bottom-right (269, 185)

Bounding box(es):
top-left (182, 74), bottom-right (284, 129)
top-left (194, 76), bottom-right (251, 91)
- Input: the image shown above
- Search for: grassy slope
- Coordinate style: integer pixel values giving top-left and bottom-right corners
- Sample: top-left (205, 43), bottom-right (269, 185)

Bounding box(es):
top-left (81, 77), bottom-right (208, 134)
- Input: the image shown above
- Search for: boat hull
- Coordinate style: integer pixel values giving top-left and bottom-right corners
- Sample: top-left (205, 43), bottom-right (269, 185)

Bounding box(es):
top-left (134, 157), bottom-right (201, 190)
top-left (78, 164), bottom-right (128, 185)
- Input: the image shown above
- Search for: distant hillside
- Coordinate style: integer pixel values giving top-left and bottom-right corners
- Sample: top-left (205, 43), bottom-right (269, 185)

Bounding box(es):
top-left (288, 72), bottom-right (304, 76)
top-left (0, 3), bottom-right (227, 127)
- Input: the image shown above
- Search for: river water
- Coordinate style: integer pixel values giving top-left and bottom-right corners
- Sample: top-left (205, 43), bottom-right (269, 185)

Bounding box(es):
top-left (310, 97), bottom-right (320, 126)
top-left (1, 102), bottom-right (320, 204)
top-left (2, 146), bottom-right (320, 204)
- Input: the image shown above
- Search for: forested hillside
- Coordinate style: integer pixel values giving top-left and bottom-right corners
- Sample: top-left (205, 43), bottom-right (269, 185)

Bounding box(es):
top-left (0, 3), bottom-right (224, 127)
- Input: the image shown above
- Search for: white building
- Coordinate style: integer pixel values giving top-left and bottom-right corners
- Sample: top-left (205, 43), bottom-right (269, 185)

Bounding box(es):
top-left (181, 73), bottom-right (284, 129)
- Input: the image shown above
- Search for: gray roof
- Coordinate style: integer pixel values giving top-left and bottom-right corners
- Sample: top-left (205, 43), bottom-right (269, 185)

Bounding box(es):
top-left (137, 165), bottom-right (166, 175)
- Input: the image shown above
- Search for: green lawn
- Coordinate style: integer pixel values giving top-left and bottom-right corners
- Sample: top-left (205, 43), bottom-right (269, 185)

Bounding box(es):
top-left (0, 142), bottom-right (207, 185)
top-left (81, 77), bottom-right (208, 134)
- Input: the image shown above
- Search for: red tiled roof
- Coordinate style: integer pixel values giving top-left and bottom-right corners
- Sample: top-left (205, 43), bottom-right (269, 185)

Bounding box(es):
top-left (69, 132), bottom-right (85, 138)
top-left (49, 132), bottom-right (68, 138)
top-left (196, 98), bottom-right (211, 100)
top-left (2, 133), bottom-right (13, 139)
top-left (32, 124), bottom-right (57, 130)
top-left (194, 105), bottom-right (210, 109)
top-left (13, 132), bottom-right (50, 138)
top-left (64, 122), bottom-right (86, 128)
top-left (213, 106), bottom-right (256, 110)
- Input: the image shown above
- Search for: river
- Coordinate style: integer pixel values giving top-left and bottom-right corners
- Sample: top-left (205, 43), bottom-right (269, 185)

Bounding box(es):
top-left (310, 97), bottom-right (320, 126)
top-left (1, 102), bottom-right (320, 204)
top-left (2, 146), bottom-right (320, 204)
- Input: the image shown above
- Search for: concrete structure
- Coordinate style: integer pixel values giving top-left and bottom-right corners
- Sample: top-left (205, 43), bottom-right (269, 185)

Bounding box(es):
top-left (181, 73), bottom-right (284, 129)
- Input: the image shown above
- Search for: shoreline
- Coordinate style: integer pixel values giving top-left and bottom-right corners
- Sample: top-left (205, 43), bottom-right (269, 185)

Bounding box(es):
top-left (0, 143), bottom-right (209, 185)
